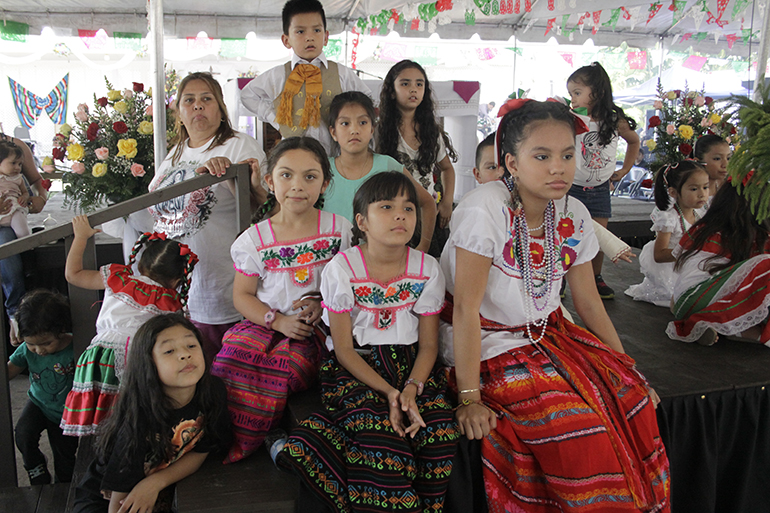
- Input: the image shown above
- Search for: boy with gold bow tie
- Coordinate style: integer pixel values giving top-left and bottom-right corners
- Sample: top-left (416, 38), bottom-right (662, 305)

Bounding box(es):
top-left (241, 0), bottom-right (371, 154)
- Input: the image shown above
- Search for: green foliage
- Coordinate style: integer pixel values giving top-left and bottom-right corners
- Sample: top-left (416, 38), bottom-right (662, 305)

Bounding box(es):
top-left (727, 84), bottom-right (770, 223)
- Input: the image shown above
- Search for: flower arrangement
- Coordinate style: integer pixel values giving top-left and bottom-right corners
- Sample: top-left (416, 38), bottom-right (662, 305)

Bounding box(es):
top-left (646, 81), bottom-right (736, 172)
top-left (48, 78), bottom-right (155, 212)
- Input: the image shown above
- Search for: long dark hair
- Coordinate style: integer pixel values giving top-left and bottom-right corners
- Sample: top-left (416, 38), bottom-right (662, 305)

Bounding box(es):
top-left (127, 234), bottom-right (198, 310)
top-left (327, 91), bottom-right (376, 157)
top-left (568, 62), bottom-right (637, 146)
top-left (653, 160), bottom-right (707, 211)
top-left (693, 134), bottom-right (727, 161)
top-left (95, 314), bottom-right (226, 467)
top-left (170, 72), bottom-right (236, 165)
top-left (675, 184), bottom-right (770, 273)
top-left (254, 136), bottom-right (332, 222)
top-left (352, 171), bottom-right (420, 246)
top-left (376, 60), bottom-right (457, 175)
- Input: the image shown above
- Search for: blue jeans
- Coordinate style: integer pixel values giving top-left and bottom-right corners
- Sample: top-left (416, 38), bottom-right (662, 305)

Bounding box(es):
top-left (0, 226), bottom-right (26, 317)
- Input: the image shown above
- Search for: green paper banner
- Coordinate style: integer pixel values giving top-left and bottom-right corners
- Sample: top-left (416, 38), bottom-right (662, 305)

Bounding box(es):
top-left (414, 46), bottom-right (438, 66)
top-left (220, 38), bottom-right (247, 58)
top-left (733, 0), bottom-right (750, 19)
top-left (672, 0), bottom-right (687, 24)
top-left (114, 32), bottom-right (142, 51)
top-left (602, 8), bottom-right (621, 29)
top-left (732, 61), bottom-right (749, 73)
top-left (695, 32), bottom-right (708, 42)
top-left (506, 47), bottom-right (523, 56)
top-left (0, 20), bottom-right (29, 42)
top-left (326, 38), bottom-right (342, 60)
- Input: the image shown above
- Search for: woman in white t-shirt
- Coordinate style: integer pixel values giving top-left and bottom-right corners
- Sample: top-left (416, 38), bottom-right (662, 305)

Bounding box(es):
top-left (441, 99), bottom-right (669, 512)
top-left (148, 72), bottom-right (265, 359)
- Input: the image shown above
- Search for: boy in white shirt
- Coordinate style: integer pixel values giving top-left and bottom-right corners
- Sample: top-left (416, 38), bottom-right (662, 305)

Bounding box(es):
top-left (241, 0), bottom-right (370, 154)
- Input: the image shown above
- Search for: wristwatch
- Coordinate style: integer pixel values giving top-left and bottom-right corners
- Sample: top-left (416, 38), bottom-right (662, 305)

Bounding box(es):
top-left (264, 308), bottom-right (278, 330)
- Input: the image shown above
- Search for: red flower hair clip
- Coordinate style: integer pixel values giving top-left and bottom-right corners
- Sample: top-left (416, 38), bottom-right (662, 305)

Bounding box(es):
top-left (146, 232), bottom-right (167, 241)
top-left (179, 244), bottom-right (199, 265)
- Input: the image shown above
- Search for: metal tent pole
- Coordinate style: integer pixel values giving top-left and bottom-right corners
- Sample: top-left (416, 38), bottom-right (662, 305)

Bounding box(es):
top-left (149, 0), bottom-right (168, 169)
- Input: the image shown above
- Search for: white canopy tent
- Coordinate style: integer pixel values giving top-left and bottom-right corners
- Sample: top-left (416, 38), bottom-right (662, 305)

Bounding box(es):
top-left (614, 66), bottom-right (750, 105)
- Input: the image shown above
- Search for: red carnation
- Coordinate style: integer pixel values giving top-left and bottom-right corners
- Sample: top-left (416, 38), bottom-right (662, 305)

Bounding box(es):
top-left (731, 126), bottom-right (737, 135)
top-left (97, 97), bottom-right (109, 108)
top-left (684, 97), bottom-right (693, 106)
top-left (87, 122), bottom-right (100, 141)
top-left (113, 121), bottom-right (128, 134)
top-left (704, 96), bottom-right (714, 105)
top-left (133, 82), bottom-right (144, 92)
top-left (40, 179), bottom-right (52, 191)
top-left (673, 89), bottom-right (682, 98)
top-left (679, 143), bottom-right (693, 156)
top-left (52, 147), bottom-right (65, 161)
top-left (648, 115), bottom-right (661, 128)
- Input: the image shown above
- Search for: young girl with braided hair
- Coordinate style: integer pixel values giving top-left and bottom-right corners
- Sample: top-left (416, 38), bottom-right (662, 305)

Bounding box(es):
top-left (625, 160), bottom-right (709, 307)
top-left (441, 98), bottom-right (669, 512)
top-left (61, 215), bottom-right (198, 436)
top-left (212, 136), bottom-right (353, 463)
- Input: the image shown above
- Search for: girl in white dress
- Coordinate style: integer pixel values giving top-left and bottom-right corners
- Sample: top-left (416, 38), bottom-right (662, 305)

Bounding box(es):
top-left (626, 160), bottom-right (710, 307)
top-left (280, 171), bottom-right (459, 513)
top-left (211, 137), bottom-right (353, 463)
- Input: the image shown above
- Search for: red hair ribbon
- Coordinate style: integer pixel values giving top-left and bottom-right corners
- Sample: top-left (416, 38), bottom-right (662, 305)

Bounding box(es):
top-left (179, 244), bottom-right (199, 265)
top-left (147, 232), bottom-right (167, 241)
top-left (496, 97), bottom-right (532, 118)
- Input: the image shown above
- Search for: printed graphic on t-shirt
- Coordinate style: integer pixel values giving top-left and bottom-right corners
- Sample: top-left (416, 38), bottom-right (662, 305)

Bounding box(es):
top-left (580, 131), bottom-right (613, 183)
top-left (31, 362), bottom-right (74, 402)
top-left (149, 164), bottom-right (217, 238)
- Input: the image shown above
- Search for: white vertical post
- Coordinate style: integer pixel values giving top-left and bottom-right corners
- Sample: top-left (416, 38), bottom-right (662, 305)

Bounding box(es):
top-left (754, 1), bottom-right (770, 100)
top-left (444, 115), bottom-right (478, 201)
top-left (149, 0), bottom-right (168, 169)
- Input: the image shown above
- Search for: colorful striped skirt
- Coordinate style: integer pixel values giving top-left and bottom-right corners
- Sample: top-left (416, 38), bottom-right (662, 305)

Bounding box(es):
top-left (211, 319), bottom-right (323, 463)
top-left (60, 339), bottom-right (124, 437)
top-left (667, 254), bottom-right (770, 345)
top-left (447, 311), bottom-right (670, 513)
top-left (280, 344), bottom-right (460, 513)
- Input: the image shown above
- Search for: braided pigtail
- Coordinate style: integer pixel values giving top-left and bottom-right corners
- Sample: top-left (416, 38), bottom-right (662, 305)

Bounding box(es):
top-left (127, 232), bottom-right (152, 269)
top-left (177, 244), bottom-right (199, 315)
top-left (253, 192), bottom-right (277, 223)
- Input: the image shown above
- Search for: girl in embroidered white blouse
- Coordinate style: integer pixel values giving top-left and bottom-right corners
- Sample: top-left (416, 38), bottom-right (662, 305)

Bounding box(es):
top-left (278, 171), bottom-right (459, 512)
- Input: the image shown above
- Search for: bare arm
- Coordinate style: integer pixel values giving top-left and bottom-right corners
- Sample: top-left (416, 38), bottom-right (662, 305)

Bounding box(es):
top-left (403, 168), bottom-right (436, 252)
top-left (611, 119), bottom-right (641, 182)
top-left (112, 451), bottom-right (208, 513)
top-left (65, 215), bottom-right (105, 290)
top-left (436, 155), bottom-right (455, 229)
top-left (566, 261), bottom-right (625, 354)
top-left (452, 248), bottom-right (497, 439)
top-left (7, 362), bottom-right (24, 380)
top-left (652, 231), bottom-right (675, 263)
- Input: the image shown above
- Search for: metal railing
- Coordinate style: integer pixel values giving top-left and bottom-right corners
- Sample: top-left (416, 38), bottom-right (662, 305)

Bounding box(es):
top-left (0, 163), bottom-right (251, 488)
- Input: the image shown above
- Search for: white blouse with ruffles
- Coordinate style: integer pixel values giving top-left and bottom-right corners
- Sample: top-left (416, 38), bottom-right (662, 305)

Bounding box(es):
top-left (321, 246), bottom-right (445, 352)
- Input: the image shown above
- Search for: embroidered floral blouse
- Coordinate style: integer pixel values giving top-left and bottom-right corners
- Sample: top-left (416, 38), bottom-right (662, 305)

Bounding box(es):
top-left (231, 210), bottom-right (353, 316)
top-left (321, 246), bottom-right (445, 351)
top-left (439, 180), bottom-right (599, 365)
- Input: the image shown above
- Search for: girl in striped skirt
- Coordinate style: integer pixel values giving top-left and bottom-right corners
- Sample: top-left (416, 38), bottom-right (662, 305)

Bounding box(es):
top-left (668, 179), bottom-right (770, 346)
top-left (280, 171), bottom-right (460, 512)
top-left (211, 137), bottom-right (353, 463)
top-left (440, 99), bottom-right (670, 512)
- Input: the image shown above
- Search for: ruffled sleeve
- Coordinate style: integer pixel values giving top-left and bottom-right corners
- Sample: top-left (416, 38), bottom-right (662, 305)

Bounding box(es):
top-left (650, 207), bottom-right (678, 234)
top-left (230, 224), bottom-right (265, 278)
top-left (102, 264), bottom-right (182, 313)
top-left (448, 182), bottom-right (508, 259)
top-left (320, 254), bottom-right (355, 314)
top-left (413, 253), bottom-right (446, 316)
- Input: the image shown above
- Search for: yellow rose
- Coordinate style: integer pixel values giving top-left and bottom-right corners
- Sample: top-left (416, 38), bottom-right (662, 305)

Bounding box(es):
top-left (107, 89), bottom-right (122, 101)
top-left (666, 91), bottom-right (677, 100)
top-left (59, 123), bottom-right (72, 137)
top-left (710, 113), bottom-right (722, 124)
top-left (42, 156), bottom-right (53, 166)
top-left (114, 101), bottom-right (128, 114)
top-left (92, 163), bottom-right (108, 177)
top-left (138, 120), bottom-right (154, 135)
top-left (147, 87), bottom-right (153, 96)
top-left (117, 138), bottom-right (138, 159)
top-left (645, 139), bottom-right (657, 151)
top-left (678, 124), bottom-right (694, 140)
top-left (67, 143), bottom-right (85, 161)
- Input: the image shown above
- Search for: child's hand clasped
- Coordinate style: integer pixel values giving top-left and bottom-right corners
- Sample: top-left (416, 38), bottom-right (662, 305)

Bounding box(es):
top-left (72, 215), bottom-right (100, 240)
top-left (387, 387), bottom-right (426, 438)
top-left (273, 312), bottom-right (315, 340)
top-left (290, 297), bottom-right (323, 326)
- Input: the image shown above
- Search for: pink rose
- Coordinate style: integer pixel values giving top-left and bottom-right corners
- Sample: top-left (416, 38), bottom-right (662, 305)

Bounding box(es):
top-left (694, 96), bottom-right (705, 107)
top-left (145, 105), bottom-right (153, 116)
top-left (43, 164), bottom-right (56, 173)
top-left (71, 162), bottom-right (85, 174)
top-left (666, 124), bottom-right (676, 135)
top-left (75, 110), bottom-right (88, 122)
top-left (653, 100), bottom-right (663, 110)
top-left (95, 147), bottom-right (110, 160)
top-left (122, 88), bottom-right (134, 99)
top-left (77, 102), bottom-right (89, 112)
top-left (130, 163), bottom-right (145, 177)
top-left (700, 117), bottom-right (712, 127)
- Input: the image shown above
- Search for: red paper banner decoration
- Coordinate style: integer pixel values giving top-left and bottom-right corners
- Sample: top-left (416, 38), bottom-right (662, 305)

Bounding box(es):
top-left (548, 0), bottom-right (555, 10)
top-left (514, 0), bottom-right (521, 14)
top-left (545, 17), bottom-right (557, 36)
top-left (621, 6), bottom-right (633, 19)
top-left (683, 55), bottom-right (707, 71)
top-left (681, 32), bottom-right (693, 41)
top-left (726, 33), bottom-right (739, 48)
top-left (592, 10), bottom-right (602, 34)
top-left (560, 52), bottom-right (574, 66)
top-left (525, 0), bottom-right (532, 12)
top-left (627, 51), bottom-right (647, 69)
top-left (647, 2), bottom-right (663, 25)
top-left (351, 33), bottom-right (360, 69)
top-left (187, 35), bottom-right (213, 51)
top-left (78, 29), bottom-right (108, 49)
